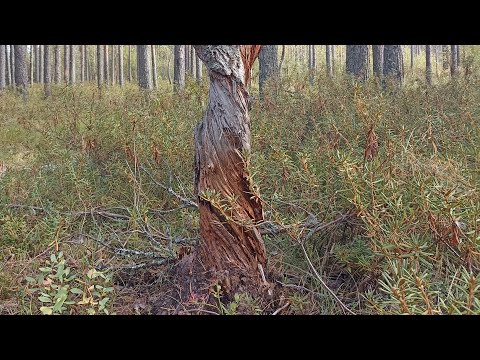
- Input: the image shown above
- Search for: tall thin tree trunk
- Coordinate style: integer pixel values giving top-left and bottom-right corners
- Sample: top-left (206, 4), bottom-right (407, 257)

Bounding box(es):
top-left (128, 45), bottom-right (132, 82)
top-left (193, 45), bottom-right (266, 292)
top-left (195, 50), bottom-right (202, 83)
top-left (118, 45), bottom-right (124, 86)
top-left (450, 45), bottom-right (458, 77)
top-left (54, 45), bottom-right (60, 84)
top-left (97, 45), bottom-right (104, 88)
top-left (372, 45), bottom-right (383, 79)
top-left (29, 46), bottom-right (33, 86)
top-left (69, 45), bottom-right (75, 84)
top-left (191, 46), bottom-right (196, 79)
top-left (85, 45), bottom-right (90, 81)
top-left (173, 45), bottom-right (185, 92)
top-left (44, 45), bottom-right (51, 97)
top-left (104, 45), bottom-right (109, 83)
top-left (383, 45), bottom-right (404, 86)
top-left (38, 45), bottom-right (42, 84)
top-left (6, 46), bottom-right (11, 86)
top-left (442, 45), bottom-right (449, 70)
top-left (137, 45), bottom-right (152, 90)
top-left (80, 45), bottom-right (84, 82)
top-left (14, 45), bottom-right (28, 99)
top-left (185, 45), bottom-right (190, 76)
top-left (456, 45), bottom-right (461, 68)
top-left (331, 45), bottom-right (335, 73)
top-left (0, 45), bottom-right (5, 90)
top-left (410, 45), bottom-right (414, 69)
top-left (346, 45), bottom-right (369, 81)
top-left (10, 45), bottom-right (15, 88)
top-left (326, 45), bottom-right (333, 78)
top-left (151, 45), bottom-right (157, 88)
top-left (259, 45), bottom-right (278, 98)
top-left (111, 45), bottom-right (115, 85)
top-left (64, 45), bottom-right (69, 84)
top-left (425, 45), bottom-right (432, 86)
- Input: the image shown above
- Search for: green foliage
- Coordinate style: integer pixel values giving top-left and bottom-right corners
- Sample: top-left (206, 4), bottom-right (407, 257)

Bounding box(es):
top-left (25, 251), bottom-right (114, 315)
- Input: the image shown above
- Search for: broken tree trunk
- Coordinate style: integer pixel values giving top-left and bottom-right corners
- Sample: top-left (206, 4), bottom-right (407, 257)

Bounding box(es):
top-left (193, 45), bottom-right (267, 293)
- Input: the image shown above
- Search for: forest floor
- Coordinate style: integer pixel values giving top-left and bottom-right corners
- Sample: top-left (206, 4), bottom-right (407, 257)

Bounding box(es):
top-left (1, 70), bottom-right (480, 315)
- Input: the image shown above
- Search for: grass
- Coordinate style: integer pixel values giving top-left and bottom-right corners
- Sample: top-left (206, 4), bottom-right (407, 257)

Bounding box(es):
top-left (1, 52), bottom-right (480, 314)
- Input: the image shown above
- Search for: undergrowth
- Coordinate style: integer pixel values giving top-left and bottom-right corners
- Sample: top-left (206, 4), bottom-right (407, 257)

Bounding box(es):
top-left (1, 61), bottom-right (479, 314)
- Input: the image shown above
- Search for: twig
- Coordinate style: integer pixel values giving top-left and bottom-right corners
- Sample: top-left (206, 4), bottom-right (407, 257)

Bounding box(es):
top-left (115, 259), bottom-right (171, 271)
top-left (272, 302), bottom-right (290, 315)
top-left (140, 165), bottom-right (198, 209)
top-left (299, 242), bottom-right (356, 315)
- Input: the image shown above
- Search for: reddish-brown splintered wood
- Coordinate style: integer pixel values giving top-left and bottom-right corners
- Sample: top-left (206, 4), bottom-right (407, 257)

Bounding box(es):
top-left (240, 45), bottom-right (262, 85)
top-left (193, 45), bottom-right (266, 293)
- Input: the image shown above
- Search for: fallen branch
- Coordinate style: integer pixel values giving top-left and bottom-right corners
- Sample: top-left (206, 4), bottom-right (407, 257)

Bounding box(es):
top-left (140, 165), bottom-right (198, 209)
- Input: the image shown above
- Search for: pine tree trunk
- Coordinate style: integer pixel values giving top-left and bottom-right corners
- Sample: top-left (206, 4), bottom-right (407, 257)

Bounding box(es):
top-left (259, 45), bottom-right (278, 98)
top-left (383, 45), bottom-right (404, 86)
top-left (425, 45), bottom-right (432, 86)
top-left (442, 45), bottom-right (450, 70)
top-left (151, 45), bottom-right (157, 89)
top-left (173, 45), bottom-right (185, 92)
top-left (195, 50), bottom-right (202, 83)
top-left (44, 45), bottom-right (51, 97)
top-left (372, 45), bottom-right (383, 78)
top-left (14, 45), bottom-right (28, 98)
top-left (104, 45), bottom-right (109, 84)
top-left (410, 45), bottom-right (414, 69)
top-left (85, 46), bottom-right (90, 82)
top-left (119, 45), bottom-right (124, 86)
top-left (111, 45), bottom-right (115, 85)
top-left (137, 45), bottom-right (152, 90)
top-left (185, 45), bottom-right (190, 75)
top-left (128, 45), bottom-right (132, 82)
top-left (80, 45), bottom-right (84, 82)
top-left (10, 45), bottom-right (15, 88)
top-left (0, 45), bottom-right (5, 90)
top-left (326, 45), bottom-right (333, 78)
top-left (69, 45), bottom-right (75, 84)
top-left (5, 46), bottom-right (11, 86)
top-left (97, 45), bottom-right (104, 88)
top-left (54, 45), bottom-right (61, 84)
top-left (456, 45), bottom-right (461, 68)
top-left (346, 45), bottom-right (369, 81)
top-left (191, 46), bottom-right (196, 79)
top-left (450, 45), bottom-right (458, 77)
top-left (38, 45), bottom-right (42, 84)
top-left (64, 45), bottom-right (69, 84)
top-left (29, 47), bottom-right (33, 86)
top-left (331, 45), bottom-right (335, 72)
top-left (193, 45), bottom-right (267, 293)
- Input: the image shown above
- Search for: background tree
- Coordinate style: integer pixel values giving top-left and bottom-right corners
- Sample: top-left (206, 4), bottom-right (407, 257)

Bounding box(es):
top-left (119, 45), bottom-right (124, 87)
top-left (173, 45), bottom-right (185, 92)
top-left (104, 45), bottom-right (109, 84)
top-left (0, 45), bottom-right (5, 91)
top-left (259, 45), bottom-right (278, 98)
top-left (5, 46), bottom-right (11, 86)
top-left (128, 45), bottom-right (132, 82)
top-left (195, 51), bottom-right (202, 83)
top-left (63, 45), bottom-right (69, 84)
top-left (372, 45), bottom-right (383, 79)
top-left (151, 45), bottom-right (157, 89)
top-left (97, 45), bottom-right (104, 88)
top-left (44, 45), bottom-right (51, 97)
top-left (10, 46), bottom-right (15, 88)
top-left (326, 45), bottom-right (333, 78)
top-left (426, 45), bottom-right (432, 86)
top-left (383, 45), bottom-right (404, 86)
top-left (346, 45), bottom-right (369, 81)
top-left (137, 45), bottom-right (152, 90)
top-left (54, 45), bottom-right (61, 84)
top-left (14, 45), bottom-right (28, 98)
top-left (451, 45), bottom-right (459, 76)
top-left (442, 45), bottom-right (450, 70)
top-left (69, 45), bottom-right (76, 84)
top-left (193, 45), bottom-right (266, 293)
